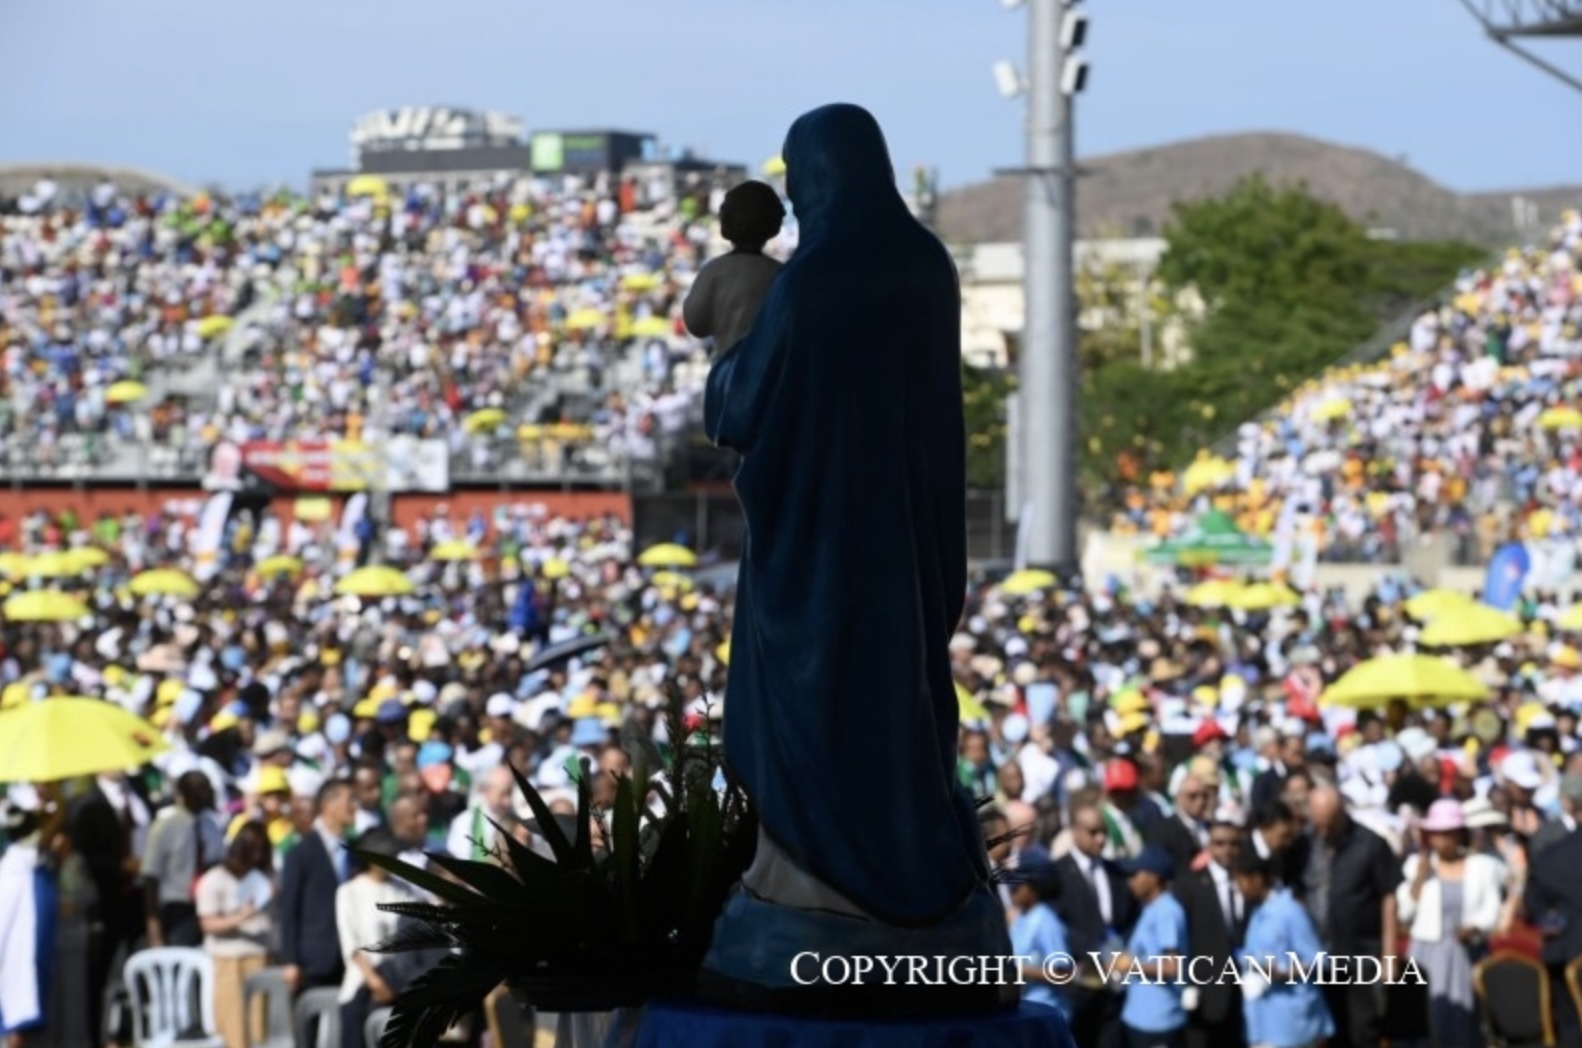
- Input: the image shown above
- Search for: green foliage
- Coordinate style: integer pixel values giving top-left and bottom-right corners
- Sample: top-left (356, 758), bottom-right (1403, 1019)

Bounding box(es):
top-left (1078, 175), bottom-right (1485, 482)
top-left (360, 685), bottom-right (756, 1047)
top-left (963, 363), bottom-right (1015, 491)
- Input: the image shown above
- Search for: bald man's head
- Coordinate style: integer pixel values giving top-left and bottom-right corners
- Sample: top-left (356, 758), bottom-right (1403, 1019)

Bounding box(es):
top-left (1307, 783), bottom-right (1343, 836)
top-left (1004, 800), bottom-right (1037, 845)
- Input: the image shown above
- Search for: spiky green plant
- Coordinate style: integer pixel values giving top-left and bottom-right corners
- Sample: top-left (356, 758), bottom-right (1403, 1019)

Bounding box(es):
top-left (357, 686), bottom-right (756, 1048)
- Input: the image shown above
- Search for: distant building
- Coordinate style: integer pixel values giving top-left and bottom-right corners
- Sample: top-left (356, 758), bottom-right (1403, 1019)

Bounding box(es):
top-left (310, 108), bottom-right (743, 197)
top-left (952, 238), bottom-right (1202, 370)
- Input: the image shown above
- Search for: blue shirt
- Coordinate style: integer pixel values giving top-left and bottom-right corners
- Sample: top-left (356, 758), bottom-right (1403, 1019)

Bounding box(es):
top-left (1121, 893), bottom-right (1188, 1034)
top-left (1241, 888), bottom-right (1334, 1048)
top-left (1011, 902), bottom-right (1071, 1015)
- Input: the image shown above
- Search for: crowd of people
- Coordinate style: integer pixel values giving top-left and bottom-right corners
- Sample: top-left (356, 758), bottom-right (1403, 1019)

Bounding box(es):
top-left (0, 497), bottom-right (1578, 1046)
top-left (1111, 209), bottom-right (1582, 562)
top-left (2, 172), bottom-right (791, 482)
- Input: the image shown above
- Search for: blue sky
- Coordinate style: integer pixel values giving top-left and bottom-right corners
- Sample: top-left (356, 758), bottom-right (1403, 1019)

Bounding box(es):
top-left (1, 0), bottom-right (1578, 193)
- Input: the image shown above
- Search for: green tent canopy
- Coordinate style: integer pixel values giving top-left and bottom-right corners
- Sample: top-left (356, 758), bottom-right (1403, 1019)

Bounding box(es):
top-left (1143, 509), bottom-right (1273, 568)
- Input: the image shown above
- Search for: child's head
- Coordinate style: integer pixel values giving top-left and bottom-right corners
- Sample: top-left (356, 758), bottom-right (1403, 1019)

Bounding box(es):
top-left (719, 180), bottom-right (786, 251)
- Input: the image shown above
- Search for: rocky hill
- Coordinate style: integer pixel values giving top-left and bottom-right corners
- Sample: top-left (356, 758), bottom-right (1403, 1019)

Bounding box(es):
top-left (934, 131), bottom-right (1578, 246)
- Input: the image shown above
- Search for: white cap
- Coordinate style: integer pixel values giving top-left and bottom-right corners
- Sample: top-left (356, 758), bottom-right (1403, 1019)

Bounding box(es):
top-left (287, 765), bottom-right (325, 800)
top-left (1396, 727), bottom-right (1437, 762)
top-left (486, 692), bottom-right (516, 718)
top-left (1502, 750), bottom-right (1544, 791)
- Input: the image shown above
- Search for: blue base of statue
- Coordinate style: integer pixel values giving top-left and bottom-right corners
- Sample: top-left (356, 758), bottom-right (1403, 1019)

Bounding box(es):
top-left (626, 999), bottom-right (1075, 1048)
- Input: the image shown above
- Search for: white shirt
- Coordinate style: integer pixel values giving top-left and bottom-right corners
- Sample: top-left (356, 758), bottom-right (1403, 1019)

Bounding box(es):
top-left (335, 876), bottom-right (412, 1003)
top-left (1076, 851), bottom-right (1113, 926)
top-left (96, 776), bottom-right (152, 858)
top-left (1207, 859), bottom-right (1243, 927)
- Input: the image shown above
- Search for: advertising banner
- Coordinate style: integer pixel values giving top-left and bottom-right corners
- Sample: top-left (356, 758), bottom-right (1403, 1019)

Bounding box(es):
top-left (213, 440), bottom-right (450, 492)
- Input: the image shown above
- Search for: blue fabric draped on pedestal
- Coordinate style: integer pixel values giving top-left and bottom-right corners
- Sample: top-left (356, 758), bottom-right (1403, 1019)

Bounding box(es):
top-left (628, 1000), bottom-right (1075, 1048)
top-left (702, 102), bottom-right (988, 927)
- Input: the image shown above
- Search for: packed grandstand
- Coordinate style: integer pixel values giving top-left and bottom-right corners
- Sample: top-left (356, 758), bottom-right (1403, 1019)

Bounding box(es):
top-left (4, 174), bottom-right (1579, 559)
top-left (6, 154), bottom-right (1582, 1048)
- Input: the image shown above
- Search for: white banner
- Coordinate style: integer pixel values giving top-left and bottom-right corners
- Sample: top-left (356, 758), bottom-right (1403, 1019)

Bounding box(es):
top-left (384, 437), bottom-right (450, 492)
top-left (190, 493), bottom-right (233, 582)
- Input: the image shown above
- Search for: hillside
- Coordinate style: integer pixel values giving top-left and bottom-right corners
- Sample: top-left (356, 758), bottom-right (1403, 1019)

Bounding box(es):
top-left (934, 132), bottom-right (1580, 247)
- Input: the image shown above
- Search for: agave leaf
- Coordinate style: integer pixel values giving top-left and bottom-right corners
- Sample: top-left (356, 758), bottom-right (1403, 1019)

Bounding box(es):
top-left (421, 851), bottom-right (526, 902)
top-left (354, 848), bottom-right (485, 907)
top-left (378, 953), bottom-right (504, 1048)
top-left (612, 776), bottom-right (640, 943)
top-left (373, 900), bottom-right (511, 929)
top-left (365, 922), bottom-right (460, 955)
top-left (975, 794), bottom-right (996, 810)
top-left (684, 788), bottom-right (724, 931)
top-left (483, 815), bottom-right (565, 888)
top-left (507, 760), bottom-right (577, 867)
top-left (570, 770), bottom-right (594, 870)
top-left (637, 813), bottom-right (690, 942)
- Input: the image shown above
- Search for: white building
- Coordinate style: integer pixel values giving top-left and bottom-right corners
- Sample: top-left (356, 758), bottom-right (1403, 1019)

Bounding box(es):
top-left (951, 237), bottom-right (1201, 370)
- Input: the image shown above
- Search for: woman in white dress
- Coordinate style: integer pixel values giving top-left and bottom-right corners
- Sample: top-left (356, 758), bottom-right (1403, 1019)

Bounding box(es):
top-left (335, 829), bottom-right (413, 1048)
top-left (195, 821), bottom-right (274, 1048)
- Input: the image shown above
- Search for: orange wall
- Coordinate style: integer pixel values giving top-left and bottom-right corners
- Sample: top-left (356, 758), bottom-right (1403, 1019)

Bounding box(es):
top-left (0, 486), bottom-right (632, 532)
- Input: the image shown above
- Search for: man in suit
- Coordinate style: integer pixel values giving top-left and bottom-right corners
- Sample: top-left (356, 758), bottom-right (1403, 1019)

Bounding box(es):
top-left (1054, 801), bottom-right (1139, 1048)
top-left (279, 779), bottom-right (357, 994)
top-left (68, 773), bottom-right (152, 1046)
top-left (1147, 768), bottom-right (1213, 874)
top-left (1525, 818), bottom-right (1582, 1047)
top-left (1175, 818), bottom-right (1248, 1048)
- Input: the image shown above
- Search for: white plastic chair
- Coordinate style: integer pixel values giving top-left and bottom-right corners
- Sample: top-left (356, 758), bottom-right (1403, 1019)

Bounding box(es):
top-left (123, 947), bottom-right (226, 1048)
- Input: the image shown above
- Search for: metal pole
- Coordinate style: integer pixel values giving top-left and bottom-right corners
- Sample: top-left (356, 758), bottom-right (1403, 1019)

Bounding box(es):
top-left (1021, 0), bottom-right (1079, 575)
top-left (1140, 258), bottom-right (1155, 370)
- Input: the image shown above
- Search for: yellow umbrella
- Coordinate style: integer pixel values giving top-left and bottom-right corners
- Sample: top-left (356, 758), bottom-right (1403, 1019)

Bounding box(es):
top-left (464, 408), bottom-right (508, 434)
top-left (334, 565), bottom-right (414, 597)
top-left (956, 682), bottom-right (989, 723)
top-left (345, 174), bottom-right (390, 199)
top-left (999, 569), bottom-right (1058, 597)
top-left (104, 380), bottom-right (148, 405)
top-left (21, 551), bottom-right (86, 579)
top-left (1185, 579), bottom-right (1242, 608)
top-left (629, 315), bottom-right (673, 338)
top-left (1403, 589), bottom-right (1477, 622)
top-left (1557, 605), bottom-right (1582, 632)
top-left (294, 497), bottom-right (332, 522)
top-left (1419, 604), bottom-right (1523, 647)
top-left (430, 540), bottom-right (479, 562)
top-left (256, 554), bottom-right (304, 578)
top-left (762, 155), bottom-right (787, 177)
top-left (1225, 582), bottom-right (1300, 611)
top-left (1312, 398), bottom-right (1353, 422)
top-left (565, 308), bottom-right (606, 331)
top-left (67, 547), bottom-right (110, 570)
top-left (637, 543), bottom-right (698, 569)
top-left (540, 558), bottom-right (572, 581)
top-left (0, 552), bottom-right (30, 578)
top-left (1320, 654), bottom-right (1488, 709)
top-left (1181, 455), bottom-right (1236, 496)
top-left (4, 591), bottom-right (91, 622)
top-left (196, 315), bottom-right (234, 339)
top-left (1538, 407), bottom-right (1582, 431)
top-left (717, 637), bottom-right (731, 666)
top-left (620, 273), bottom-right (661, 292)
top-left (128, 569), bottom-right (200, 600)
top-left (0, 696), bottom-right (170, 781)
top-left (651, 570), bottom-right (694, 591)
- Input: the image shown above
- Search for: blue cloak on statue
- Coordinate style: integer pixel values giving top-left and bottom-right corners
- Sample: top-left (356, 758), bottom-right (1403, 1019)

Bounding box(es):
top-left (703, 103), bottom-right (988, 927)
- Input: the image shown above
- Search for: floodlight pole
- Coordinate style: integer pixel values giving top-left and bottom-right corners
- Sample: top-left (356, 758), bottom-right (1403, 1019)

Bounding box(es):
top-left (1018, 0), bottom-right (1080, 578)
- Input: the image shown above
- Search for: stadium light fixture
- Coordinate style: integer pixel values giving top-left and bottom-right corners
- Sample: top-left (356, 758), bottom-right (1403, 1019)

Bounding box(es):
top-left (1060, 10), bottom-right (1087, 49)
top-left (1001, 0), bottom-right (1025, 9)
top-left (1062, 57), bottom-right (1089, 95)
top-left (993, 60), bottom-right (1028, 99)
